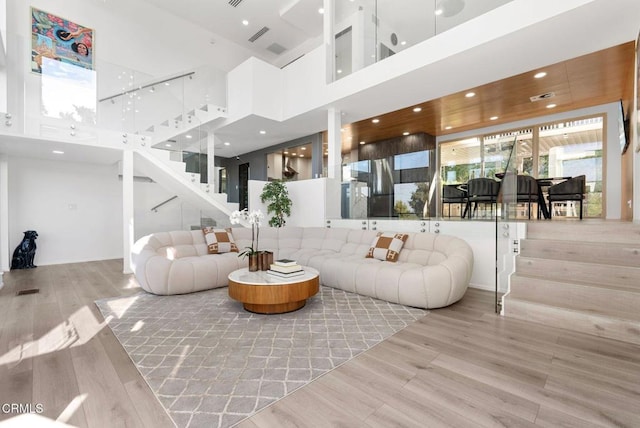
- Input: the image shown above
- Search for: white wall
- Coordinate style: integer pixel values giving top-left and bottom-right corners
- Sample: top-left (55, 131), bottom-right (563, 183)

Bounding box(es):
top-left (248, 178), bottom-right (335, 227)
top-left (133, 180), bottom-right (202, 241)
top-left (7, 157), bottom-right (122, 265)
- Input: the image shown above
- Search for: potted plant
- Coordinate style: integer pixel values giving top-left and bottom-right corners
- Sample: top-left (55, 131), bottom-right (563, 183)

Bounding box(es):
top-left (229, 209), bottom-right (264, 271)
top-left (260, 180), bottom-right (292, 228)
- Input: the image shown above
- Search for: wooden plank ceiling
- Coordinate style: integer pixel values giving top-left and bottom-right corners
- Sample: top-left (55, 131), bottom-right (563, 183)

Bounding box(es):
top-left (332, 42), bottom-right (635, 153)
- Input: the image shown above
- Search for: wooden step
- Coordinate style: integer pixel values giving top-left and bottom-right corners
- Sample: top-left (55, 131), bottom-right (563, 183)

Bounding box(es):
top-left (503, 297), bottom-right (640, 345)
top-left (516, 256), bottom-right (640, 290)
top-left (510, 274), bottom-right (640, 320)
top-left (520, 239), bottom-right (640, 267)
top-left (525, 221), bottom-right (640, 244)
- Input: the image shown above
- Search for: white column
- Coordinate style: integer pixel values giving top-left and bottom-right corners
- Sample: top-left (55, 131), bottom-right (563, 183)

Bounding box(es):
top-left (122, 150), bottom-right (134, 274)
top-left (207, 132), bottom-right (216, 191)
top-left (0, 153), bottom-right (9, 273)
top-left (327, 107), bottom-right (341, 179)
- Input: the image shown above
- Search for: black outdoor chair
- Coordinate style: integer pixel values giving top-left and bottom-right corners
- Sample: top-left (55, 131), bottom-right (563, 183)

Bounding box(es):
top-left (442, 184), bottom-right (467, 218)
top-left (516, 175), bottom-right (539, 219)
top-left (547, 175), bottom-right (586, 219)
top-left (466, 178), bottom-right (501, 219)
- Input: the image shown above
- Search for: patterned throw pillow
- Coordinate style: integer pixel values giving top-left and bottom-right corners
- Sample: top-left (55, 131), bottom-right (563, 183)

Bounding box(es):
top-left (365, 232), bottom-right (409, 262)
top-left (203, 228), bottom-right (238, 254)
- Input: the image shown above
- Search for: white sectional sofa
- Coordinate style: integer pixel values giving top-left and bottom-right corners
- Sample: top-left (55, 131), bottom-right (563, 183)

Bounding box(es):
top-left (131, 227), bottom-right (474, 309)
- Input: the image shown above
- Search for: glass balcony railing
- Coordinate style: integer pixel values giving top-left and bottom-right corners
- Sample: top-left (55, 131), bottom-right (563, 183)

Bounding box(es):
top-left (331, 0), bottom-right (514, 81)
top-left (3, 33), bottom-right (226, 170)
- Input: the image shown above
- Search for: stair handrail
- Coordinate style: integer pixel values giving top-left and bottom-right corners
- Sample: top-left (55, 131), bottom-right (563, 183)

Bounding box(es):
top-left (99, 71), bottom-right (195, 103)
top-left (151, 195), bottom-right (178, 212)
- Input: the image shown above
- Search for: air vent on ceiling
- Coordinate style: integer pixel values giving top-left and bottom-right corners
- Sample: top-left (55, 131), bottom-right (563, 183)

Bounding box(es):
top-left (249, 26), bottom-right (270, 42)
top-left (267, 43), bottom-right (287, 55)
top-left (530, 92), bottom-right (555, 102)
top-left (228, 0), bottom-right (243, 7)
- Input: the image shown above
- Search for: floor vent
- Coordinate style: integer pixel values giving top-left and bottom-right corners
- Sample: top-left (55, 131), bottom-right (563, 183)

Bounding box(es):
top-left (249, 27), bottom-right (270, 43)
top-left (16, 288), bottom-right (39, 296)
top-left (228, 0), bottom-right (243, 7)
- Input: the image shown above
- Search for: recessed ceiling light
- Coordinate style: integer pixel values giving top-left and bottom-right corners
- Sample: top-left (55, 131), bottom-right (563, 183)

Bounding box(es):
top-left (324, 152), bottom-right (328, 155)
top-left (299, 154), bottom-right (304, 157)
top-left (164, 82), bottom-right (170, 86)
top-left (186, 134), bottom-right (192, 139)
top-left (402, 132), bottom-right (410, 136)
top-left (340, 128), bottom-right (345, 132)
top-left (284, 151), bottom-right (289, 154)
top-left (259, 130), bottom-right (266, 135)
top-left (318, 7), bottom-right (324, 14)
top-left (445, 126), bottom-right (453, 130)
top-left (534, 72), bottom-right (547, 79)
top-left (291, 153), bottom-right (297, 156)
top-left (52, 150), bottom-right (64, 154)
top-left (301, 147), bottom-right (307, 150)
top-left (490, 116), bottom-right (499, 121)
top-left (372, 118), bottom-right (380, 124)
top-left (465, 92), bottom-right (476, 98)
top-left (359, 141), bottom-right (365, 145)
top-left (242, 20), bottom-right (249, 26)
top-left (337, 69), bottom-right (342, 74)
top-left (546, 103), bottom-right (557, 109)
top-left (435, 8), bottom-right (444, 16)
top-left (165, 143), bottom-right (172, 147)
top-left (413, 107), bottom-right (422, 112)
top-left (224, 142), bottom-right (230, 146)
top-left (401, 41), bottom-right (406, 46)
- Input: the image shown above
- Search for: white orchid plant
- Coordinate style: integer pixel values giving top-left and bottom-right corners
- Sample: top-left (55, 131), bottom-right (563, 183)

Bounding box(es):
top-left (229, 209), bottom-right (265, 259)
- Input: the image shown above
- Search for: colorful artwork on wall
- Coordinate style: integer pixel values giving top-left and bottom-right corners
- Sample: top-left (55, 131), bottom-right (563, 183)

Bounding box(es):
top-left (31, 7), bottom-right (94, 73)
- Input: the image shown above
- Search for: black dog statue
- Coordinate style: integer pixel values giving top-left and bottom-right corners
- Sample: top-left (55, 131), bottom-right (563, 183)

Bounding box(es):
top-left (11, 230), bottom-right (39, 270)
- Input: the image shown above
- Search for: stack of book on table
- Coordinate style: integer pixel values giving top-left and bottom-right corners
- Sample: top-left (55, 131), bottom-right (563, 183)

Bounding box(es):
top-left (267, 259), bottom-right (304, 278)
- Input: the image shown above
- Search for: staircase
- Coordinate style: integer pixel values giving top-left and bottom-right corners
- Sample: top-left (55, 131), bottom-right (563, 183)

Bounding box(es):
top-left (503, 221), bottom-right (640, 345)
top-left (126, 100), bottom-right (240, 226)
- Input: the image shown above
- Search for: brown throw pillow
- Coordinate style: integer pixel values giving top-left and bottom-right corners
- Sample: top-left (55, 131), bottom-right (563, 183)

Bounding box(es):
top-left (203, 228), bottom-right (238, 254)
top-left (366, 232), bottom-right (408, 262)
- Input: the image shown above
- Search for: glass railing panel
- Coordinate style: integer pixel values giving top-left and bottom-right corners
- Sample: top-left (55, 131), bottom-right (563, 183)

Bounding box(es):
top-left (495, 136), bottom-right (518, 313)
top-left (6, 32), bottom-right (226, 156)
top-left (335, 150), bottom-right (434, 220)
top-left (331, 0), bottom-right (515, 81)
top-left (435, 0), bottom-right (514, 35)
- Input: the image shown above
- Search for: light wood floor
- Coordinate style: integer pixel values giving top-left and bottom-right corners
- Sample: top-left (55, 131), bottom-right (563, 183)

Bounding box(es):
top-left (1, 261), bottom-right (640, 427)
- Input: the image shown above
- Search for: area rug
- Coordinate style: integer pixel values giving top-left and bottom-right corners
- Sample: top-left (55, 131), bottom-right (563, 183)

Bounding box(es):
top-left (95, 286), bottom-right (426, 428)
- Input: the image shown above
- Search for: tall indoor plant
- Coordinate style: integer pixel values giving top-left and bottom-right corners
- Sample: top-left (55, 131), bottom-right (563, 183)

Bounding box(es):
top-left (260, 180), bottom-right (292, 227)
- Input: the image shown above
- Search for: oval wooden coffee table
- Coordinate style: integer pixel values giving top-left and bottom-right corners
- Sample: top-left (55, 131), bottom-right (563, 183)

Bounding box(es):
top-left (228, 267), bottom-right (319, 314)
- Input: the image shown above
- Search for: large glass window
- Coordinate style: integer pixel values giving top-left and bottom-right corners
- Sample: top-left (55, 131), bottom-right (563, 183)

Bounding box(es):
top-left (439, 116), bottom-right (604, 218)
top-left (341, 149), bottom-right (433, 219)
top-left (440, 137), bottom-right (481, 184)
top-left (539, 117), bottom-right (603, 217)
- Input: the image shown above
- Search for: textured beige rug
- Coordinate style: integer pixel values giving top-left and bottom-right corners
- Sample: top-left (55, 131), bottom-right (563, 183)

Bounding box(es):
top-left (95, 286), bottom-right (426, 428)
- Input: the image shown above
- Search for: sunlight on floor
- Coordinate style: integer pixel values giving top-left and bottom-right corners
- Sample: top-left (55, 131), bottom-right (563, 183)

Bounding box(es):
top-left (56, 394), bottom-right (88, 425)
top-left (0, 306), bottom-right (112, 366)
top-left (104, 294), bottom-right (139, 318)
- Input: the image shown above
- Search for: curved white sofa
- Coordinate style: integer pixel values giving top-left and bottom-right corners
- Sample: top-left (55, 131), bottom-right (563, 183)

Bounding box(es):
top-left (131, 227), bottom-right (474, 309)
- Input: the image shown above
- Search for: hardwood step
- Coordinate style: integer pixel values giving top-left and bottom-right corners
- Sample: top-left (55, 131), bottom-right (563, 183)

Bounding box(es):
top-left (525, 221), bottom-right (640, 244)
top-left (516, 256), bottom-right (640, 290)
top-left (509, 274), bottom-right (640, 320)
top-left (503, 297), bottom-right (640, 345)
top-left (520, 239), bottom-right (640, 267)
